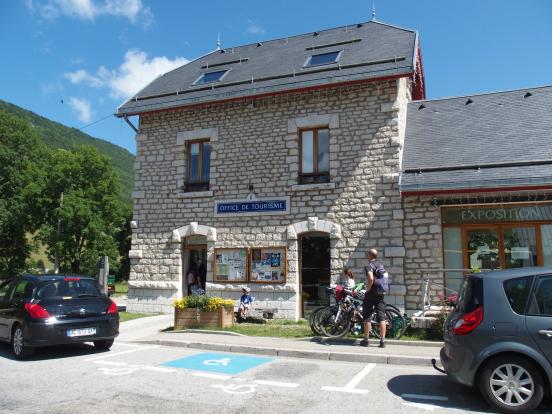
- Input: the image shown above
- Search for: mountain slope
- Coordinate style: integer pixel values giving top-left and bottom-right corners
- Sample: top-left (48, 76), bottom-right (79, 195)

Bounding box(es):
top-left (0, 99), bottom-right (134, 205)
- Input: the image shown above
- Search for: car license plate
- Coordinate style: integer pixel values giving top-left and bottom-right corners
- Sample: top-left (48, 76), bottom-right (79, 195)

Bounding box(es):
top-left (67, 328), bottom-right (96, 337)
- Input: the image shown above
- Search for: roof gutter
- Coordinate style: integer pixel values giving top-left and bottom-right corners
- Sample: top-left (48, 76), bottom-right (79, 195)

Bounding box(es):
top-left (401, 184), bottom-right (552, 197)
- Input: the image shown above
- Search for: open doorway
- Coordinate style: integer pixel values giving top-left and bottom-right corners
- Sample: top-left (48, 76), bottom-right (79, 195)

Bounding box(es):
top-left (299, 232), bottom-right (331, 317)
top-left (182, 236), bottom-right (207, 295)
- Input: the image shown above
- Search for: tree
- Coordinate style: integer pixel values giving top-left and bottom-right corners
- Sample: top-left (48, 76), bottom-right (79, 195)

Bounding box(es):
top-left (37, 146), bottom-right (125, 275)
top-left (0, 110), bottom-right (47, 278)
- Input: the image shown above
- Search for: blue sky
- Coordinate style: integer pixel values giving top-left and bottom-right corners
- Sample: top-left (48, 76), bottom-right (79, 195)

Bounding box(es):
top-left (1, 0), bottom-right (551, 154)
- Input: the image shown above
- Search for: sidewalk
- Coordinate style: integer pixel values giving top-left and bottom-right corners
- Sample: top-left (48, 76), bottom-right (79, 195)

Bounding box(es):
top-left (119, 315), bottom-right (442, 367)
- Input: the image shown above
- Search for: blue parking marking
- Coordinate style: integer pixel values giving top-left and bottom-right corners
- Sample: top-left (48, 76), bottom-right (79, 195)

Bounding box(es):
top-left (162, 352), bottom-right (273, 375)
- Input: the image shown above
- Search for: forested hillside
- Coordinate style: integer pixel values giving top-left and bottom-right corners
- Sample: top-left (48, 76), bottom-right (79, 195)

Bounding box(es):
top-left (0, 99), bottom-right (133, 205)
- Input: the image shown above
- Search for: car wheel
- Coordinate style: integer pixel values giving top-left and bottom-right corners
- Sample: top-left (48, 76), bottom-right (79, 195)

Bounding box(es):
top-left (93, 339), bottom-right (114, 351)
top-left (11, 325), bottom-right (34, 360)
top-left (478, 355), bottom-right (544, 413)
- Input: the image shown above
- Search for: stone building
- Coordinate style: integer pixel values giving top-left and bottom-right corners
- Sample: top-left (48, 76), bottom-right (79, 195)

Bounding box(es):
top-left (116, 21), bottom-right (425, 318)
top-left (401, 85), bottom-right (552, 311)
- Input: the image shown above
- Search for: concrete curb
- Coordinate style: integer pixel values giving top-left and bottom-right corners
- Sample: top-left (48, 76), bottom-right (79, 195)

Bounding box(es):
top-left (169, 329), bottom-right (246, 337)
top-left (134, 339), bottom-right (435, 367)
top-left (306, 337), bottom-right (443, 348)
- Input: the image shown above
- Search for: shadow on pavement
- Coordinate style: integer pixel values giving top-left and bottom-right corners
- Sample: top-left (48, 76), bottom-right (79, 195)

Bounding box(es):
top-left (386, 373), bottom-right (491, 413)
top-left (0, 341), bottom-right (109, 362)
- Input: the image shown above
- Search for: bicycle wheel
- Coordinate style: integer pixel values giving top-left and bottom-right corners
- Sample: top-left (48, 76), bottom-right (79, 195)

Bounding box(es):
top-left (319, 306), bottom-right (351, 338)
top-left (308, 306), bottom-right (328, 336)
top-left (384, 308), bottom-right (407, 339)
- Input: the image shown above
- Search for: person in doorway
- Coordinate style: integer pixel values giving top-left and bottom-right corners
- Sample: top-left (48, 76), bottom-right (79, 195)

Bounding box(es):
top-left (360, 248), bottom-right (389, 348)
top-left (198, 263), bottom-right (207, 290)
top-left (238, 287), bottom-right (254, 321)
top-left (187, 264), bottom-right (198, 296)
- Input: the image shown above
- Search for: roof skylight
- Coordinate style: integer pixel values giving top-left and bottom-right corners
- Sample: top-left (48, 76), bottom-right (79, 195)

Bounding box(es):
top-left (194, 70), bottom-right (228, 85)
top-left (304, 51), bottom-right (341, 68)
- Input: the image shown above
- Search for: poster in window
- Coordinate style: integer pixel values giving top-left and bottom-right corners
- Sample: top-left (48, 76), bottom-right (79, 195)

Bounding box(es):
top-left (214, 249), bottom-right (247, 282)
top-left (250, 247), bottom-right (286, 283)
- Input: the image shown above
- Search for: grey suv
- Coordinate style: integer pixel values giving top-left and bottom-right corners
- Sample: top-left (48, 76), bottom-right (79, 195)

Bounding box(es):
top-left (440, 267), bottom-right (552, 413)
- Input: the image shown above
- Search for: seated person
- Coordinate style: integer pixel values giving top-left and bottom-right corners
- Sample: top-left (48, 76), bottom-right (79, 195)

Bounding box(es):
top-left (238, 287), bottom-right (254, 320)
top-left (342, 268), bottom-right (356, 289)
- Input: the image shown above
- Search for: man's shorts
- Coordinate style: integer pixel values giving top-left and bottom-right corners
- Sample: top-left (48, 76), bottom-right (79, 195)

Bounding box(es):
top-left (362, 294), bottom-right (386, 323)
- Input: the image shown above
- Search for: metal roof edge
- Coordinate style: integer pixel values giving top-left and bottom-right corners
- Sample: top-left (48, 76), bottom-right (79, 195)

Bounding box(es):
top-left (116, 67), bottom-right (413, 117)
top-left (409, 83), bottom-right (552, 104)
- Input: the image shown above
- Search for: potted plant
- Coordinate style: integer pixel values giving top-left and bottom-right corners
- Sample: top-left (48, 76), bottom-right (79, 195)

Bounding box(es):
top-left (172, 295), bottom-right (235, 329)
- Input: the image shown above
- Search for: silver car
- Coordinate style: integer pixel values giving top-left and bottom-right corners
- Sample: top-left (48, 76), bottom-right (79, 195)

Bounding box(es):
top-left (440, 267), bottom-right (552, 413)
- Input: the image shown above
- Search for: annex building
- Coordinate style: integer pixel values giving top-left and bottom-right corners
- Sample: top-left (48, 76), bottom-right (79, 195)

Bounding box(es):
top-left (116, 19), bottom-right (552, 318)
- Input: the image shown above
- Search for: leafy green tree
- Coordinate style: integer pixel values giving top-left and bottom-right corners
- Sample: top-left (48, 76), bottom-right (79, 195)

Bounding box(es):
top-left (37, 146), bottom-right (125, 275)
top-left (0, 110), bottom-right (47, 278)
top-left (115, 205), bottom-right (133, 281)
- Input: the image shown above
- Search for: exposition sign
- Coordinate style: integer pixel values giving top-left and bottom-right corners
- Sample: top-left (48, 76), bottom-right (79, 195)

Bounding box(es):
top-left (214, 195), bottom-right (290, 217)
top-left (442, 204), bottom-right (552, 224)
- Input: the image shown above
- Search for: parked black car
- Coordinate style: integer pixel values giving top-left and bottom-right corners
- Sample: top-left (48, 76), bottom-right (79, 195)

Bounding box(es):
top-left (440, 267), bottom-right (552, 413)
top-left (0, 275), bottom-right (119, 359)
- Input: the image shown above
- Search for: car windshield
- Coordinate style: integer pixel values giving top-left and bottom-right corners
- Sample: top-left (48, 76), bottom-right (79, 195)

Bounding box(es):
top-left (36, 279), bottom-right (102, 299)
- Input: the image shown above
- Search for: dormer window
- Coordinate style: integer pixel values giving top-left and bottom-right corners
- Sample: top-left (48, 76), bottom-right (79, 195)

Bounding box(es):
top-left (304, 51), bottom-right (341, 68)
top-left (194, 70), bottom-right (229, 85)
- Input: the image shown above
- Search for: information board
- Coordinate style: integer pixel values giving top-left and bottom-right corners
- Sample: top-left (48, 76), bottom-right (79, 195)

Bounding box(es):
top-left (214, 249), bottom-right (248, 282)
top-left (250, 247), bottom-right (286, 283)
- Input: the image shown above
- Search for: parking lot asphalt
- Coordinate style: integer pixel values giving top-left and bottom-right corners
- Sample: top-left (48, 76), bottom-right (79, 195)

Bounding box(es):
top-left (3, 339), bottom-right (551, 414)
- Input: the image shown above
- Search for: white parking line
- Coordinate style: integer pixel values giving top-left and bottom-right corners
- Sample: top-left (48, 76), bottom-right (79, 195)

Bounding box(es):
top-left (93, 360), bottom-right (127, 366)
top-left (402, 393), bottom-right (449, 402)
top-left (403, 402), bottom-right (435, 411)
top-left (321, 363), bottom-right (375, 394)
top-left (141, 366), bottom-right (177, 373)
top-left (192, 372), bottom-right (232, 380)
top-left (85, 345), bottom-right (158, 362)
top-left (252, 380), bottom-right (299, 388)
top-left (114, 342), bottom-right (153, 348)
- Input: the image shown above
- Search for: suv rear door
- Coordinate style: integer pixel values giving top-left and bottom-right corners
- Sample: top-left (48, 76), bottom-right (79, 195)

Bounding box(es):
top-left (525, 274), bottom-right (552, 363)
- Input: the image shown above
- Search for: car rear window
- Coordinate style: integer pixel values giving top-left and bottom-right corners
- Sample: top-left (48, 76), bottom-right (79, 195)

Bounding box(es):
top-left (456, 277), bottom-right (484, 313)
top-left (503, 276), bottom-right (533, 314)
top-left (36, 279), bottom-right (102, 299)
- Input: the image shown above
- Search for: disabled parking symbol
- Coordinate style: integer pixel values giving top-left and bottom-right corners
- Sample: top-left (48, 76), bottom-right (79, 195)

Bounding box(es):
top-left (163, 352), bottom-right (272, 375)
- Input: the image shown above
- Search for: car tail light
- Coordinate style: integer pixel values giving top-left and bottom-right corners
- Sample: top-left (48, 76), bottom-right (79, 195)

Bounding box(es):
top-left (107, 300), bottom-right (118, 315)
top-left (452, 305), bottom-right (483, 335)
top-left (64, 277), bottom-right (80, 281)
top-left (25, 303), bottom-right (51, 319)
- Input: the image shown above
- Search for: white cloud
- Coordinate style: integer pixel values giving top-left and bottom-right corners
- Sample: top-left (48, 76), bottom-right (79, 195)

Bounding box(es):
top-left (68, 97), bottom-right (93, 123)
top-left (64, 49), bottom-right (188, 100)
top-left (64, 68), bottom-right (104, 88)
top-left (246, 19), bottom-right (265, 35)
top-left (26, 0), bottom-right (153, 26)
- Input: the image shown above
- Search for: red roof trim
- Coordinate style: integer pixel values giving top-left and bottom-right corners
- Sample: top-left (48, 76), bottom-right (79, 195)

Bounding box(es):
top-left (119, 72), bottom-right (413, 118)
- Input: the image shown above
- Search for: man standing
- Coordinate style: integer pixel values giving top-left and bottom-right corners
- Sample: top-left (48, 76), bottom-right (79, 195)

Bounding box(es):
top-left (360, 248), bottom-right (389, 348)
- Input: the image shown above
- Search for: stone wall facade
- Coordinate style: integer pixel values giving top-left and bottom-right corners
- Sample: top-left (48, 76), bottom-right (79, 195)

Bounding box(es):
top-left (402, 196), bottom-right (443, 312)
top-left (128, 78), bottom-right (412, 318)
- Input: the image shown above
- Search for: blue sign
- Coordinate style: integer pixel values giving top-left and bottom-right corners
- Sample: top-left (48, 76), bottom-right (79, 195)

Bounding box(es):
top-left (214, 196), bottom-right (290, 217)
top-left (163, 352), bottom-right (273, 375)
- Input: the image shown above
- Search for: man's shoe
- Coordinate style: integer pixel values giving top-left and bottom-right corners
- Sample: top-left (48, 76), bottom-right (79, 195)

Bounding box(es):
top-left (359, 339), bottom-right (369, 347)
top-left (379, 340), bottom-right (386, 348)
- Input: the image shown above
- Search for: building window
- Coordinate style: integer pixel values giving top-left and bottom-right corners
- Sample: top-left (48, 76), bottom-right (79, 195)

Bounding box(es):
top-left (186, 140), bottom-right (211, 192)
top-left (194, 70), bottom-right (228, 85)
top-left (299, 128), bottom-right (330, 184)
top-left (304, 51), bottom-right (341, 68)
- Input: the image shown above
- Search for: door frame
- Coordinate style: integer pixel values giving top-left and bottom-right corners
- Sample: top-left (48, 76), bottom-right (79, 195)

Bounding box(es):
top-left (298, 231), bottom-right (330, 318)
top-left (182, 243), bottom-right (207, 295)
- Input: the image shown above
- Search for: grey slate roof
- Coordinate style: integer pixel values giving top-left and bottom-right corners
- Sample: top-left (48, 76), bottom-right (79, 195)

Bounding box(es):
top-left (401, 85), bottom-right (552, 194)
top-left (116, 21), bottom-right (418, 116)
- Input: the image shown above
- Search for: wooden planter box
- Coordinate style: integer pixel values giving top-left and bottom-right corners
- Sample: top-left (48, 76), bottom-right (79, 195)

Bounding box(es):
top-left (174, 307), bottom-right (234, 330)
